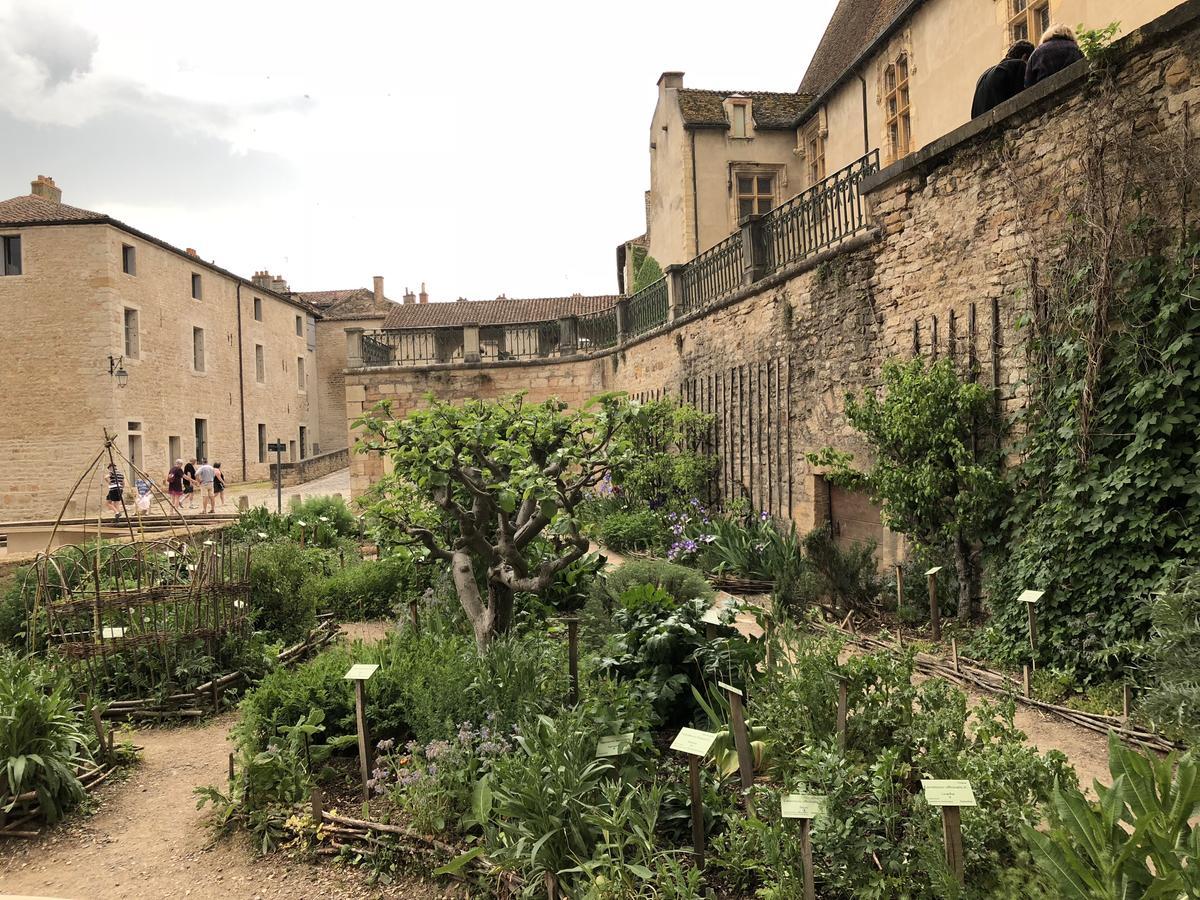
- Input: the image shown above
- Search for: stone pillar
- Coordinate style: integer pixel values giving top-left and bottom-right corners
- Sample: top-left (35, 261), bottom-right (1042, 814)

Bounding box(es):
top-left (463, 323), bottom-right (481, 364)
top-left (615, 299), bottom-right (630, 346)
top-left (346, 327), bottom-right (364, 368)
top-left (558, 316), bottom-right (578, 356)
top-left (665, 264), bottom-right (686, 323)
top-left (739, 213), bottom-right (770, 286)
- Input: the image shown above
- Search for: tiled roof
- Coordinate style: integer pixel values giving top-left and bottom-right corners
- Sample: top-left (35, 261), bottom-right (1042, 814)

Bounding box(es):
top-left (677, 89), bottom-right (812, 129)
top-left (798, 0), bottom-right (916, 101)
top-left (0, 194), bottom-right (106, 224)
top-left (292, 288), bottom-right (394, 322)
top-left (383, 295), bottom-right (620, 330)
top-left (296, 288), bottom-right (370, 308)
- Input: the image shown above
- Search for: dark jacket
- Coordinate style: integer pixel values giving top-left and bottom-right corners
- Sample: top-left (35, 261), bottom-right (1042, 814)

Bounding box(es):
top-left (1024, 37), bottom-right (1085, 88)
top-left (971, 58), bottom-right (1027, 117)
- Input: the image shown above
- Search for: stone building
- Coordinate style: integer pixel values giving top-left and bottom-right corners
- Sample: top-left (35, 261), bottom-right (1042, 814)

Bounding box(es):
top-left (0, 177), bottom-right (325, 521)
top-left (795, 0), bottom-right (1180, 178)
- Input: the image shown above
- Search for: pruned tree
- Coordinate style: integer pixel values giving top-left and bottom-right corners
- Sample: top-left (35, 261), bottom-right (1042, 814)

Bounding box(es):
top-left (357, 393), bottom-right (633, 649)
top-left (809, 357), bottom-right (1006, 619)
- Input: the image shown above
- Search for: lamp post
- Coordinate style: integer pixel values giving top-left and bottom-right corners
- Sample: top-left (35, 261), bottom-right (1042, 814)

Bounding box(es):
top-left (108, 355), bottom-right (128, 388)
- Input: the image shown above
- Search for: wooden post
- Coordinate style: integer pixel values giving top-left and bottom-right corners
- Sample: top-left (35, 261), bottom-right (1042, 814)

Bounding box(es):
top-left (1022, 664), bottom-right (1031, 698)
top-left (688, 755), bottom-right (705, 867)
top-left (354, 679), bottom-right (372, 804)
top-left (836, 679), bottom-right (848, 751)
top-left (941, 806), bottom-right (965, 884)
top-left (799, 818), bottom-right (816, 900)
top-left (310, 785), bottom-right (324, 824)
top-left (85, 697), bottom-right (110, 763)
top-left (724, 685), bottom-right (755, 796)
top-left (1123, 683), bottom-right (1132, 720)
top-left (1027, 602), bottom-right (1038, 667)
top-left (567, 618), bottom-right (580, 705)
top-left (408, 599), bottom-right (420, 633)
top-left (228, 752), bottom-right (235, 784)
top-left (895, 563), bottom-right (905, 612)
top-left (927, 571), bottom-right (941, 642)
top-left (950, 638), bottom-right (960, 673)
top-left (764, 611), bottom-right (775, 670)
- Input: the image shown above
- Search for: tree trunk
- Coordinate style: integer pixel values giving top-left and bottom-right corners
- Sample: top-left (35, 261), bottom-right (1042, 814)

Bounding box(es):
top-left (953, 529), bottom-right (973, 621)
top-left (451, 551), bottom-right (494, 651)
top-left (488, 581), bottom-right (514, 637)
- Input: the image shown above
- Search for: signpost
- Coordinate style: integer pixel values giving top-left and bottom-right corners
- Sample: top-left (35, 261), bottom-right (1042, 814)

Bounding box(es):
top-left (925, 566), bottom-right (943, 642)
top-left (1017, 589), bottom-right (1044, 664)
top-left (921, 779), bottom-right (977, 884)
top-left (718, 681), bottom-right (755, 801)
top-left (670, 727), bottom-right (718, 866)
top-left (781, 793), bottom-right (826, 900)
top-left (267, 440), bottom-right (287, 514)
top-left (343, 663), bottom-right (379, 804)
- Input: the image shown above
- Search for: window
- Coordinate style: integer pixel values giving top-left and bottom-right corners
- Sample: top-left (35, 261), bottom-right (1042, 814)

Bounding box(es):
top-left (289, 439), bottom-right (297, 462)
top-left (804, 121), bottom-right (825, 186)
top-left (295, 315), bottom-right (303, 336)
top-left (299, 426), bottom-right (307, 460)
top-left (296, 356), bottom-right (306, 391)
top-left (735, 173), bottom-right (775, 220)
top-left (730, 102), bottom-right (749, 138)
top-left (122, 244), bottom-right (136, 275)
top-left (194, 418), bottom-right (208, 461)
top-left (127, 431), bottom-right (143, 482)
top-left (884, 53), bottom-right (912, 162)
top-left (255, 344), bottom-right (265, 383)
top-left (257, 424), bottom-right (267, 463)
top-left (191, 272), bottom-right (202, 300)
top-left (123, 308), bottom-right (140, 358)
top-left (1, 236), bottom-right (20, 275)
top-left (192, 327), bottom-right (205, 372)
top-left (1009, 0), bottom-right (1050, 43)
top-left (168, 435), bottom-right (182, 466)
top-left (127, 421), bottom-right (142, 431)
top-left (253, 297), bottom-right (263, 321)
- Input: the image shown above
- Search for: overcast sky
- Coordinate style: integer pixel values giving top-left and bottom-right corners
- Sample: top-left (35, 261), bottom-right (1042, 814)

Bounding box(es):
top-left (0, 0), bottom-right (838, 300)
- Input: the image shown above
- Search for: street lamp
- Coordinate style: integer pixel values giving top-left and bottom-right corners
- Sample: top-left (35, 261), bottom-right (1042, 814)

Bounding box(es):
top-left (108, 355), bottom-right (128, 388)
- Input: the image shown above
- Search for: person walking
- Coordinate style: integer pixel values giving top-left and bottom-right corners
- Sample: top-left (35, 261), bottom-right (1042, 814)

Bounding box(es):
top-left (971, 40), bottom-right (1034, 117)
top-left (1025, 23), bottom-right (1085, 88)
top-left (134, 475), bottom-right (154, 516)
top-left (183, 458), bottom-right (198, 509)
top-left (197, 459), bottom-right (217, 514)
top-left (212, 461), bottom-right (227, 508)
top-left (167, 459), bottom-right (186, 510)
top-left (104, 463), bottom-right (126, 520)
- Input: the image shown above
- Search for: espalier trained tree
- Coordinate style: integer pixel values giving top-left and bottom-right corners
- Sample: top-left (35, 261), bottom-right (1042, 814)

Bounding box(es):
top-left (357, 394), bottom-right (634, 649)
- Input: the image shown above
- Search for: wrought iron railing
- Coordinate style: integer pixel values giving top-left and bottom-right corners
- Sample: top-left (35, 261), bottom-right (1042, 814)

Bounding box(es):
top-left (576, 307), bottom-right (618, 351)
top-left (361, 329), bottom-right (456, 366)
top-left (761, 150), bottom-right (880, 275)
top-left (480, 320), bottom-right (562, 361)
top-left (625, 277), bottom-right (668, 337)
top-left (679, 232), bottom-right (743, 317)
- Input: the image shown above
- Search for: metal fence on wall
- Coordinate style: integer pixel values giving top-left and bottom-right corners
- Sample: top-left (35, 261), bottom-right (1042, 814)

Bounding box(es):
top-left (630, 355), bottom-right (794, 519)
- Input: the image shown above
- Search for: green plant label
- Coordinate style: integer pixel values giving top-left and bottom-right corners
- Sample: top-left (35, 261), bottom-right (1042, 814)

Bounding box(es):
top-left (921, 779), bottom-right (977, 807)
top-left (781, 793), bottom-right (826, 819)
top-left (595, 733), bottom-right (634, 757)
top-left (717, 681), bottom-right (744, 697)
top-left (343, 663), bottom-right (379, 681)
top-left (924, 566), bottom-right (943, 576)
top-left (670, 727), bottom-right (718, 756)
top-left (1017, 589), bottom-right (1044, 604)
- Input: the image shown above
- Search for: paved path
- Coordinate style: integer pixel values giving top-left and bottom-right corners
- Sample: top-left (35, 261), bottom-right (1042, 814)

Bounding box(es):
top-left (171, 468), bottom-right (351, 517)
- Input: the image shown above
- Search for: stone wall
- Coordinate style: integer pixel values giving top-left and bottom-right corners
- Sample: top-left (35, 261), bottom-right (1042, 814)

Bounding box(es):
top-left (344, 1), bottom-right (1200, 566)
top-left (270, 447), bottom-right (350, 487)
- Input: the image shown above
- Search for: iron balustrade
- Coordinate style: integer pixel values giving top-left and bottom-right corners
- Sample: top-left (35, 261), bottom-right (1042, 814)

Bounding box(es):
top-left (625, 277), bottom-right (668, 336)
top-left (480, 320), bottom-right (562, 361)
top-left (576, 307), bottom-right (618, 352)
top-left (761, 150), bottom-right (880, 275)
top-left (360, 329), bottom-right (459, 366)
top-left (679, 232), bottom-right (744, 317)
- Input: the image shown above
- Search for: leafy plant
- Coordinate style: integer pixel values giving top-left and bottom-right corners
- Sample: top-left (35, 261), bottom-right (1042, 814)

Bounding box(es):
top-left (1139, 568), bottom-right (1200, 745)
top-left (299, 552), bottom-right (433, 621)
top-left (1077, 20), bottom-right (1121, 60)
top-left (800, 525), bottom-right (881, 616)
top-left (632, 254), bottom-right (663, 293)
top-left (595, 558), bottom-right (714, 610)
top-left (249, 541), bottom-right (338, 643)
top-left (612, 400), bottom-right (717, 510)
top-left (596, 508), bottom-right (669, 554)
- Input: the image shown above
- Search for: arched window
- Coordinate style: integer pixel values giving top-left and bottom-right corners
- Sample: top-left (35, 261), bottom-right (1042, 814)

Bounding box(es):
top-left (884, 53), bottom-right (911, 161)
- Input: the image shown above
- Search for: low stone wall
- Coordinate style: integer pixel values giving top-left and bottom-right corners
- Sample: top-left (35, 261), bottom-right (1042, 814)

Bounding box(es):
top-left (344, 1), bottom-right (1200, 564)
top-left (270, 447), bottom-right (350, 488)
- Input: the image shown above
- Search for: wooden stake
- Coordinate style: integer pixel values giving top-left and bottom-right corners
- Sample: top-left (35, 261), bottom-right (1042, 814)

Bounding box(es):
top-left (567, 618), bottom-right (580, 705)
top-left (1027, 602), bottom-right (1038, 669)
top-left (688, 755), bottom-right (705, 868)
top-left (1123, 683), bottom-right (1132, 720)
top-left (799, 818), bottom-right (816, 900)
top-left (941, 806), bottom-right (965, 884)
top-left (228, 752), bottom-right (235, 784)
top-left (836, 680), bottom-right (848, 751)
top-left (928, 572), bottom-right (941, 642)
top-left (895, 563), bottom-right (905, 612)
top-left (950, 638), bottom-right (960, 674)
top-left (310, 785), bottom-right (324, 824)
top-left (1022, 664), bottom-right (1031, 698)
top-left (725, 687), bottom-right (755, 797)
top-left (354, 679), bottom-right (372, 806)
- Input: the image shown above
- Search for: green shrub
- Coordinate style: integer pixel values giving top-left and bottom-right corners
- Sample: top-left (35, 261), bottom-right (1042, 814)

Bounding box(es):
top-left (292, 495), bottom-right (360, 537)
top-left (597, 508), bottom-right (669, 554)
top-left (632, 254), bottom-right (663, 293)
top-left (0, 566), bottom-right (35, 651)
top-left (0, 652), bottom-right (95, 823)
top-left (595, 558), bottom-right (714, 609)
top-left (1139, 568), bottom-right (1200, 745)
top-left (299, 554), bottom-right (433, 621)
top-left (249, 542), bottom-right (337, 643)
top-left (801, 526), bottom-right (881, 615)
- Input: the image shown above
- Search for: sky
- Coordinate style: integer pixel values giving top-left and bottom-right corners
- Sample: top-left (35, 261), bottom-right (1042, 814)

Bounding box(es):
top-left (0, 0), bottom-right (838, 301)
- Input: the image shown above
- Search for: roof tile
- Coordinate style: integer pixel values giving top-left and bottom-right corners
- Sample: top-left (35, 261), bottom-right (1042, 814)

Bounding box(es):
top-left (798, 0), bottom-right (913, 99)
top-left (677, 89), bottom-right (812, 129)
top-left (383, 295), bottom-right (619, 330)
top-left (0, 194), bottom-right (106, 224)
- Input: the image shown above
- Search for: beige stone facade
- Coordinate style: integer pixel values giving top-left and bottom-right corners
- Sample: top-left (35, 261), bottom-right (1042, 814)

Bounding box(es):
top-left (0, 185), bottom-right (322, 521)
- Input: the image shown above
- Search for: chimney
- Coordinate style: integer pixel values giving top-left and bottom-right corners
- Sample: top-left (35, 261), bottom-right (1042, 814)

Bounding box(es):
top-left (456, 296), bottom-right (468, 303)
top-left (186, 247), bottom-right (198, 257)
top-left (657, 72), bottom-right (684, 92)
top-left (373, 275), bottom-right (384, 305)
top-left (271, 275), bottom-right (290, 294)
top-left (251, 271), bottom-right (273, 290)
top-left (419, 281), bottom-right (428, 304)
top-left (30, 175), bottom-right (62, 203)
top-left (403, 285), bottom-right (415, 305)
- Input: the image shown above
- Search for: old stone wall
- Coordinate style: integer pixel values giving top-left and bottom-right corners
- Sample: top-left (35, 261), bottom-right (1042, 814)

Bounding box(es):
top-left (270, 446), bottom-right (350, 487)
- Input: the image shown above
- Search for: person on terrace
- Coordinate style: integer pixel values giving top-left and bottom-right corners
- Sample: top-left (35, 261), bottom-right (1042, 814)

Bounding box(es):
top-left (971, 40), bottom-right (1034, 117)
top-left (1025, 23), bottom-right (1086, 88)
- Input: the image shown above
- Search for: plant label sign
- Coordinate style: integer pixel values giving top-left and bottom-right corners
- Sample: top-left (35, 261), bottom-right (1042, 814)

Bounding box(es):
top-left (700, 602), bottom-right (731, 626)
top-left (343, 663), bottom-right (379, 681)
top-left (717, 681), bottom-right (744, 697)
top-left (100, 626), bottom-right (125, 639)
top-left (921, 779), bottom-right (977, 807)
top-left (671, 727), bottom-right (718, 757)
top-left (781, 793), bottom-right (826, 820)
top-left (925, 566), bottom-right (943, 576)
top-left (1017, 589), bottom-right (1044, 604)
top-left (595, 733), bottom-right (634, 758)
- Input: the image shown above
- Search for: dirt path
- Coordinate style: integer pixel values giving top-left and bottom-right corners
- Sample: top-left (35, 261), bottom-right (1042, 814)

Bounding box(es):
top-left (0, 628), bottom-right (440, 900)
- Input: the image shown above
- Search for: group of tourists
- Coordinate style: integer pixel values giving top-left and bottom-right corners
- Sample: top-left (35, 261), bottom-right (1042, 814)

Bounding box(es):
top-left (971, 23), bottom-right (1087, 118)
top-left (103, 457), bottom-right (227, 520)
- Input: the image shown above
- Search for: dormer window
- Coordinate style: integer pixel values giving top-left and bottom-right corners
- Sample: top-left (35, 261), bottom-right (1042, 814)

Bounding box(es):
top-left (731, 103), bottom-right (749, 137)
top-left (726, 97), bottom-right (753, 138)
